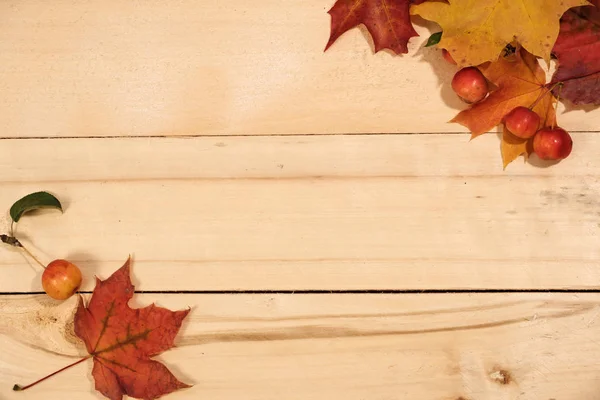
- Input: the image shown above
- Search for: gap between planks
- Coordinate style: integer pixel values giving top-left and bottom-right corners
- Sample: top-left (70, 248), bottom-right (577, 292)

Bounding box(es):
top-left (3, 289), bottom-right (600, 296)
top-left (0, 132), bottom-right (475, 140)
top-left (0, 131), bottom-right (599, 141)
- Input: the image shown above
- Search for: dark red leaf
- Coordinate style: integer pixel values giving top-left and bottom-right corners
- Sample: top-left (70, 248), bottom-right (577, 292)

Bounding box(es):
top-left (551, 2), bottom-right (600, 104)
top-left (325, 0), bottom-right (425, 54)
top-left (74, 258), bottom-right (191, 400)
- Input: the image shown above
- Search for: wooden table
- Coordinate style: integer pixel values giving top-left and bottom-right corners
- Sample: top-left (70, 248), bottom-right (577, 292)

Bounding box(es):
top-left (1, 1), bottom-right (600, 399)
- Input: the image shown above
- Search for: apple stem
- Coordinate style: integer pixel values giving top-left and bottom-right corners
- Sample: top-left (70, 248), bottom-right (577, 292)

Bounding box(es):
top-left (529, 82), bottom-right (562, 110)
top-left (0, 234), bottom-right (46, 269)
top-left (20, 243), bottom-right (46, 269)
top-left (552, 83), bottom-right (564, 129)
top-left (13, 356), bottom-right (91, 391)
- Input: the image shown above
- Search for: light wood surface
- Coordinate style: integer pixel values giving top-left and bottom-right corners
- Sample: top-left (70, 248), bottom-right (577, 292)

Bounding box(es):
top-left (0, 0), bottom-right (599, 138)
top-left (3, 293), bottom-right (600, 400)
top-left (1, 135), bottom-right (599, 292)
top-left (1, 1), bottom-right (600, 399)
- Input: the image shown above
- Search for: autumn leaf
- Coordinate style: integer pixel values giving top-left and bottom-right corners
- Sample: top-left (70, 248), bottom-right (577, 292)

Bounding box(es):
top-left (325, 0), bottom-right (426, 54)
top-left (411, 0), bottom-right (589, 67)
top-left (501, 127), bottom-right (531, 168)
top-left (551, 1), bottom-right (600, 104)
top-left (452, 48), bottom-right (556, 135)
top-left (451, 48), bottom-right (557, 167)
top-left (74, 258), bottom-right (191, 400)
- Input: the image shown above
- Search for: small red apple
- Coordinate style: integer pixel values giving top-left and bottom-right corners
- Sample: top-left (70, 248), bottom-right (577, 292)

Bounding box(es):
top-left (504, 106), bottom-right (540, 139)
top-left (533, 127), bottom-right (573, 160)
top-left (42, 259), bottom-right (82, 300)
top-left (451, 67), bottom-right (488, 104)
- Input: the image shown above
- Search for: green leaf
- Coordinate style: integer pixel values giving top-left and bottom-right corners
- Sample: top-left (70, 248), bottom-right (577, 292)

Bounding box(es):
top-left (9, 191), bottom-right (63, 223)
top-left (425, 31), bottom-right (442, 47)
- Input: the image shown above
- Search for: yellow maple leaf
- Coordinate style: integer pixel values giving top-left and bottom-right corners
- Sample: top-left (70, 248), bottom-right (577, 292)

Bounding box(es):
top-left (411, 0), bottom-right (590, 67)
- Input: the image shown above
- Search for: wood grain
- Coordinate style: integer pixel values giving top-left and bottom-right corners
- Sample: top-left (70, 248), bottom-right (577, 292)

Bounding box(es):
top-left (2, 293), bottom-right (600, 399)
top-left (0, 0), bottom-right (599, 138)
top-left (1, 135), bottom-right (599, 292)
top-left (2, 1), bottom-right (599, 398)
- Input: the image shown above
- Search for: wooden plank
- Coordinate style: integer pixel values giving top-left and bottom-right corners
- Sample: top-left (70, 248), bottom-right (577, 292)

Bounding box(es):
top-left (1, 135), bottom-right (599, 292)
top-left (0, 0), bottom-right (599, 137)
top-left (2, 293), bottom-right (600, 399)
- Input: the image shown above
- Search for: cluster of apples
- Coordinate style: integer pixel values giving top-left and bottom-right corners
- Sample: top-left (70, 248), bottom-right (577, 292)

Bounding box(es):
top-left (443, 49), bottom-right (573, 161)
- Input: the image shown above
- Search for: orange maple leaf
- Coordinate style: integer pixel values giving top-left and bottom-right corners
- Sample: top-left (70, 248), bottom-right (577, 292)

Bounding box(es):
top-left (451, 48), bottom-right (557, 167)
top-left (74, 258), bottom-right (191, 400)
top-left (325, 0), bottom-right (426, 54)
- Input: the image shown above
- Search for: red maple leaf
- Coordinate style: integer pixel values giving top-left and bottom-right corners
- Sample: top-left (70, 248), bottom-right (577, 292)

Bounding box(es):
top-left (325, 0), bottom-right (426, 54)
top-left (551, 1), bottom-right (600, 104)
top-left (74, 258), bottom-right (191, 400)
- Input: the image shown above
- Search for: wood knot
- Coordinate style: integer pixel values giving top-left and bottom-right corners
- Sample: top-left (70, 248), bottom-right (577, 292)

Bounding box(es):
top-left (63, 318), bottom-right (81, 347)
top-left (34, 312), bottom-right (58, 326)
top-left (489, 368), bottom-right (512, 385)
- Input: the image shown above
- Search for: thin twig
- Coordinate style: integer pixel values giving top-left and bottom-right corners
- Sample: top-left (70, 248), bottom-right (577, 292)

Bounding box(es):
top-left (552, 83), bottom-right (564, 129)
top-left (530, 82), bottom-right (562, 110)
top-left (1, 234), bottom-right (46, 269)
top-left (1, 234), bottom-right (22, 247)
top-left (20, 244), bottom-right (46, 269)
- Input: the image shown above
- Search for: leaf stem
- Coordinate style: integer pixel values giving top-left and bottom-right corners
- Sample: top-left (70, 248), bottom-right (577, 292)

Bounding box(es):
top-left (1, 234), bottom-right (46, 269)
top-left (529, 82), bottom-right (562, 110)
top-left (552, 84), bottom-right (564, 130)
top-left (13, 356), bottom-right (91, 391)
